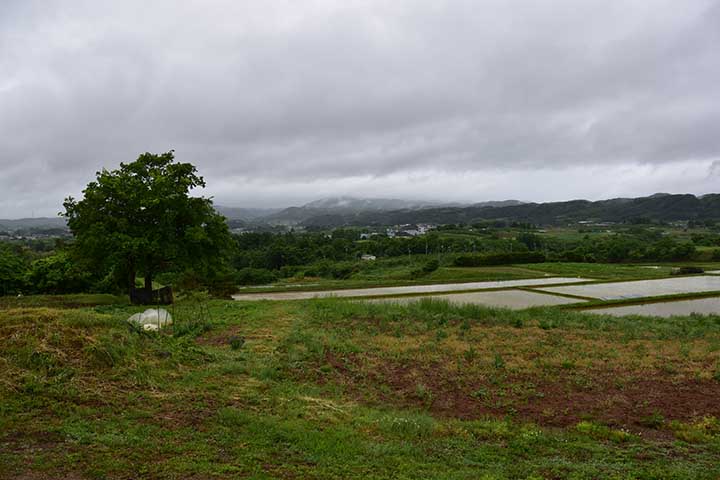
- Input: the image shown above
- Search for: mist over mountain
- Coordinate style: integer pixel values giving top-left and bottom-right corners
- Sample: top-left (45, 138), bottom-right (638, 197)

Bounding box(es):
top-left (214, 206), bottom-right (283, 221)
top-left (324, 193), bottom-right (720, 227)
top-left (303, 196), bottom-right (438, 211)
top-left (261, 197), bottom-right (460, 225)
top-left (3, 193), bottom-right (718, 233)
top-left (217, 193), bottom-right (720, 228)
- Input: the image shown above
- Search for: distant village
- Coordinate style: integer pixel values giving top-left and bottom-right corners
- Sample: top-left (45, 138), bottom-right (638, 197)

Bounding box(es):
top-left (230, 223), bottom-right (438, 237)
top-left (0, 228), bottom-right (71, 242)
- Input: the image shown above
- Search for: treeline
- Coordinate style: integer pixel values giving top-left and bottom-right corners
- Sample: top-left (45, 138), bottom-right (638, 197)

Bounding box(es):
top-left (229, 228), bottom-right (709, 284)
top-left (543, 235), bottom-right (698, 263)
top-left (1, 225), bottom-right (716, 295)
top-left (0, 244), bottom-right (91, 295)
top-left (230, 230), bottom-right (532, 283)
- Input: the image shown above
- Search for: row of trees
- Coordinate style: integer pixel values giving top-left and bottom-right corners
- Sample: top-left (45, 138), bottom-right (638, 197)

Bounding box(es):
top-left (231, 231), bottom-right (531, 271)
top-left (0, 227), bottom-right (703, 295)
top-left (231, 230), bottom-right (700, 272)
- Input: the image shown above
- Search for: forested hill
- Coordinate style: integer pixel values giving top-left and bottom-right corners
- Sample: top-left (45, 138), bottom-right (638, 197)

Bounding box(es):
top-left (0, 217), bottom-right (67, 232)
top-left (301, 194), bottom-right (720, 227)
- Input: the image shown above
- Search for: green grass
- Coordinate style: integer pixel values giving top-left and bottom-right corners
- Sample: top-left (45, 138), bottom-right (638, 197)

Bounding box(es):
top-left (243, 260), bottom-right (720, 294)
top-left (0, 293), bottom-right (127, 309)
top-left (242, 263), bottom-right (548, 293)
top-left (2, 296), bottom-right (720, 478)
top-left (520, 262), bottom-right (678, 280)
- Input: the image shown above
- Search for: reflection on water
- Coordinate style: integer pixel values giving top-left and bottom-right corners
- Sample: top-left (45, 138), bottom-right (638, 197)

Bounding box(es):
top-left (589, 297), bottom-right (720, 317)
top-left (233, 277), bottom-right (589, 301)
top-left (538, 276), bottom-right (720, 300)
top-left (368, 289), bottom-right (585, 309)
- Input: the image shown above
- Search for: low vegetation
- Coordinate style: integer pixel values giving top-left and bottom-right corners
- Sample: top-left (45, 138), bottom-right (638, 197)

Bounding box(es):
top-left (2, 296), bottom-right (720, 478)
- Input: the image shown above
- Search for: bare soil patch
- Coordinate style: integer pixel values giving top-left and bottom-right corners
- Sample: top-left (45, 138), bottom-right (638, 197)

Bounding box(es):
top-left (318, 351), bottom-right (720, 433)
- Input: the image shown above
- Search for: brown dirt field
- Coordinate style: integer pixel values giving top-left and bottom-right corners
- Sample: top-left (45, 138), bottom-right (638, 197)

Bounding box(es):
top-left (318, 351), bottom-right (720, 433)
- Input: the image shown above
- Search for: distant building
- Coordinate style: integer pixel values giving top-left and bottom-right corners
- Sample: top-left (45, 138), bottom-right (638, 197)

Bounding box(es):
top-left (360, 254), bottom-right (377, 261)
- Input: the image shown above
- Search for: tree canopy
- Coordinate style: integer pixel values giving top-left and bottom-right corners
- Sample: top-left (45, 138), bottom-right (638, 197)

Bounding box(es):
top-left (63, 151), bottom-right (232, 300)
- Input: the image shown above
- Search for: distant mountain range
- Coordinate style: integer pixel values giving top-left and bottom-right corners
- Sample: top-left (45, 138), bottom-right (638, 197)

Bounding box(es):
top-left (0, 217), bottom-right (68, 233)
top-left (216, 196), bottom-right (525, 226)
top-left (2, 194), bottom-right (718, 233)
top-left (218, 193), bottom-right (720, 227)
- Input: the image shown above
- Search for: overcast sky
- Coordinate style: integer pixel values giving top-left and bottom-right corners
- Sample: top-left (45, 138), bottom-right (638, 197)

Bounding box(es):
top-left (2, 0), bottom-right (720, 217)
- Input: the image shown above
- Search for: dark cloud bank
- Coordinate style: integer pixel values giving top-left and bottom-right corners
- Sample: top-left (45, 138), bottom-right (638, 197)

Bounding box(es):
top-left (1, 0), bottom-right (719, 217)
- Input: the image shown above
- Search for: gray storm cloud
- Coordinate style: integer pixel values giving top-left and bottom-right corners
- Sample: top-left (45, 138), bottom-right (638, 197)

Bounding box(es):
top-left (1, 0), bottom-right (719, 216)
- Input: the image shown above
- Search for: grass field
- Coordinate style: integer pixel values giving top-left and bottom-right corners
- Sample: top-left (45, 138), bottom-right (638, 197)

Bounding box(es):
top-left (241, 261), bottom-right (720, 294)
top-left (2, 295), bottom-right (720, 479)
top-left (240, 264), bottom-right (550, 293)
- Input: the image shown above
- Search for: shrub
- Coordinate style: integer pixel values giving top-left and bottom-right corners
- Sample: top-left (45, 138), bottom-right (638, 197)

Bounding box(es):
top-left (229, 336), bottom-right (245, 350)
top-left (235, 267), bottom-right (278, 286)
top-left (314, 260), bottom-right (359, 280)
top-left (279, 265), bottom-right (301, 278)
top-left (0, 245), bottom-right (28, 295)
top-left (330, 262), bottom-right (358, 279)
top-left (422, 259), bottom-right (440, 274)
top-left (410, 259), bottom-right (440, 279)
top-left (207, 272), bottom-right (239, 297)
top-left (639, 411), bottom-right (665, 429)
top-left (25, 252), bottom-right (93, 294)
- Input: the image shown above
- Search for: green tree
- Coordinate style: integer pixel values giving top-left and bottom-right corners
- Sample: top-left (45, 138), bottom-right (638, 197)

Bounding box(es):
top-left (516, 232), bottom-right (543, 251)
top-left (0, 245), bottom-right (27, 295)
top-left (26, 251), bottom-right (92, 294)
top-left (63, 151), bottom-right (232, 302)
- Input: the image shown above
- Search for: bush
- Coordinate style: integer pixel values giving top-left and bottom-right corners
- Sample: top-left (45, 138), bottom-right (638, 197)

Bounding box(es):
top-left (235, 267), bottom-right (278, 286)
top-left (313, 260), bottom-right (359, 279)
top-left (422, 259), bottom-right (440, 274)
top-left (0, 245), bottom-right (28, 295)
top-left (453, 252), bottom-right (546, 267)
top-left (25, 252), bottom-right (93, 294)
top-left (207, 273), bottom-right (239, 298)
top-left (410, 259), bottom-right (440, 279)
top-left (329, 262), bottom-right (358, 279)
top-left (279, 265), bottom-right (302, 278)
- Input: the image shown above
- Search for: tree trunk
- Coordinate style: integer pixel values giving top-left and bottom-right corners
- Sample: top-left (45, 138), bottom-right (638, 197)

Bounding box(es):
top-left (144, 273), bottom-right (153, 294)
top-left (128, 265), bottom-right (136, 295)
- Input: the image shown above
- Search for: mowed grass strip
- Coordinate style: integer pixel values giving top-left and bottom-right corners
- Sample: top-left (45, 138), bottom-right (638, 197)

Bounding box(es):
top-left (1, 297), bottom-right (720, 479)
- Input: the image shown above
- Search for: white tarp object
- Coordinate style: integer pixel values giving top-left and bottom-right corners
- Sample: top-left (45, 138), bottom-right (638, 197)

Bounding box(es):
top-left (128, 308), bottom-right (173, 331)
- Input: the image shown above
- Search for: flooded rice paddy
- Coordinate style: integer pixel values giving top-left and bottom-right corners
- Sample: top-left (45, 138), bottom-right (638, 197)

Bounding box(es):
top-left (536, 275), bottom-right (720, 300)
top-left (233, 273), bottom-right (720, 317)
top-left (367, 289), bottom-right (585, 309)
top-left (232, 277), bottom-right (589, 301)
top-left (588, 297), bottom-right (720, 317)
